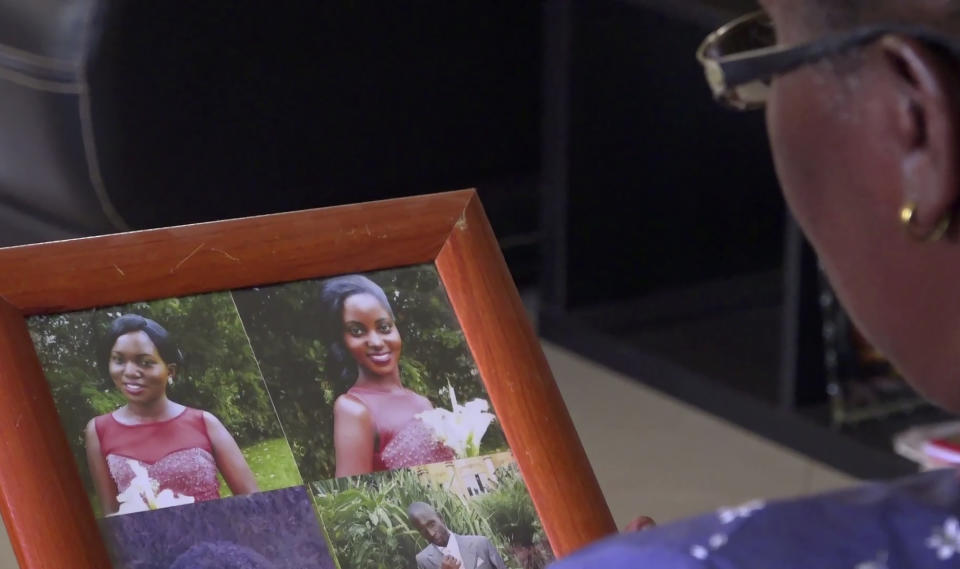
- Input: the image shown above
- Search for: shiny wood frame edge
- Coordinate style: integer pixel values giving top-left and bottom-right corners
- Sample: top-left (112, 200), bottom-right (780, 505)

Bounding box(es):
top-left (0, 189), bottom-right (616, 569)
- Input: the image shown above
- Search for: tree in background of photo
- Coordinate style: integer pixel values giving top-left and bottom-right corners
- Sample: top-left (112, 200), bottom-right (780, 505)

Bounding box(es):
top-left (27, 292), bottom-right (299, 509)
top-left (474, 464), bottom-right (552, 569)
top-left (312, 462), bottom-right (552, 569)
top-left (232, 265), bottom-right (509, 483)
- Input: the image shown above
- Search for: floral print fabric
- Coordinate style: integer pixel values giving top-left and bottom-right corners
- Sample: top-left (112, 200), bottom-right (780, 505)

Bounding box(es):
top-left (550, 469), bottom-right (960, 569)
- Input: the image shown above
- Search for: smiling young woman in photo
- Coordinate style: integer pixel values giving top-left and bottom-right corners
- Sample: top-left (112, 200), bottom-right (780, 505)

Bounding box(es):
top-left (84, 314), bottom-right (258, 516)
top-left (321, 275), bottom-right (455, 478)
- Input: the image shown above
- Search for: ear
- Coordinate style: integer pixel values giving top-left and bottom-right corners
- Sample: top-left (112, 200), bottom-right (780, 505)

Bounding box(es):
top-left (880, 34), bottom-right (960, 237)
top-left (166, 363), bottom-right (177, 378)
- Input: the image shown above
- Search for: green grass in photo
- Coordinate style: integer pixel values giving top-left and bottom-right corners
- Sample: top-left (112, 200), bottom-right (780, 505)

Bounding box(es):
top-left (219, 437), bottom-right (303, 497)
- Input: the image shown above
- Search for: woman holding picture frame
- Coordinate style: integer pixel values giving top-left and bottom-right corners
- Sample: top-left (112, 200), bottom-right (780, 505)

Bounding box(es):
top-left (84, 314), bottom-right (259, 515)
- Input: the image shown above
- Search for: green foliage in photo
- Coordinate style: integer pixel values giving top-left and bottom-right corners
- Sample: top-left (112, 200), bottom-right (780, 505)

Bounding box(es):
top-left (312, 463), bottom-right (552, 569)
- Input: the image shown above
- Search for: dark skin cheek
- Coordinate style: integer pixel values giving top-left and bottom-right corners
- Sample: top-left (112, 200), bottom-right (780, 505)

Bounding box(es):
top-left (767, 73), bottom-right (875, 244)
top-left (768, 85), bottom-right (827, 233)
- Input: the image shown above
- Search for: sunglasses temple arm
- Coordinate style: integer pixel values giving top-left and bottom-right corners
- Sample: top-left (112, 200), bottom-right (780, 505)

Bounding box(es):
top-left (719, 27), bottom-right (894, 88)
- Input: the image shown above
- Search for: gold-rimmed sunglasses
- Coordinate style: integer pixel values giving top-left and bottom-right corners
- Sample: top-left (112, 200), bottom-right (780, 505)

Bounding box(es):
top-left (697, 11), bottom-right (960, 110)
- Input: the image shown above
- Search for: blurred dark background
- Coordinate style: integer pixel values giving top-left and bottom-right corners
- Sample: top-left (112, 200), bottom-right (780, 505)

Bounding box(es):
top-left (2, 0), bottom-right (945, 479)
top-left (1, 1), bottom-right (543, 280)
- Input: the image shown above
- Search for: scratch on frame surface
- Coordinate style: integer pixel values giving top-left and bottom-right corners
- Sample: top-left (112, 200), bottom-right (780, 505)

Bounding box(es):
top-left (209, 248), bottom-right (240, 263)
top-left (170, 243), bottom-right (205, 274)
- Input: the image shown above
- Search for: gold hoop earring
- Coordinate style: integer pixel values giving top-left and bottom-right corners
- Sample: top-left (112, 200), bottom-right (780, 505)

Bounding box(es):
top-left (899, 201), bottom-right (953, 242)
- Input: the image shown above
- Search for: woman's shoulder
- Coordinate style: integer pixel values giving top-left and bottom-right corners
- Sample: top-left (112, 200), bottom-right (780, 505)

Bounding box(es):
top-left (193, 408), bottom-right (217, 423)
top-left (333, 392), bottom-right (372, 420)
top-left (89, 410), bottom-right (118, 431)
top-left (87, 413), bottom-right (110, 437)
top-left (183, 406), bottom-right (207, 418)
top-left (86, 410), bottom-right (124, 445)
top-left (92, 408), bottom-right (118, 421)
top-left (192, 408), bottom-right (232, 436)
top-left (404, 389), bottom-right (433, 409)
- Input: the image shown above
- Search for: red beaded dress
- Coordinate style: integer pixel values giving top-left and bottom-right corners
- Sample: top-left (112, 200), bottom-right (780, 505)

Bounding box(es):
top-left (345, 385), bottom-right (454, 471)
top-left (94, 407), bottom-right (220, 503)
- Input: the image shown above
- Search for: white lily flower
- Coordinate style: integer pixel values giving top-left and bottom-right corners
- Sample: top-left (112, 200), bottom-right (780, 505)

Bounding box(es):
top-left (115, 459), bottom-right (194, 514)
top-left (416, 383), bottom-right (496, 457)
top-left (115, 487), bottom-right (150, 515)
top-left (448, 383), bottom-right (459, 408)
top-left (154, 488), bottom-right (195, 509)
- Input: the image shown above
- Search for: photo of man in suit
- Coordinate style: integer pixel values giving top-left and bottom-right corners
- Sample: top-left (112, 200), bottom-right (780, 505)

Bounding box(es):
top-left (407, 501), bottom-right (508, 569)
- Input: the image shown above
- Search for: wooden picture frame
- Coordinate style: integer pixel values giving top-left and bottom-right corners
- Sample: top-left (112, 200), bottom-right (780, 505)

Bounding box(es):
top-left (0, 189), bottom-right (615, 568)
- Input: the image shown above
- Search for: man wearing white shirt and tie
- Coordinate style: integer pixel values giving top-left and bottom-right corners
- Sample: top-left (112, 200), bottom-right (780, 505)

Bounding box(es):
top-left (407, 501), bottom-right (508, 569)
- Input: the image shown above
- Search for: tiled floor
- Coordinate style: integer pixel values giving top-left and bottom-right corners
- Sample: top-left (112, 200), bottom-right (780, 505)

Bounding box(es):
top-left (0, 341), bottom-right (857, 568)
